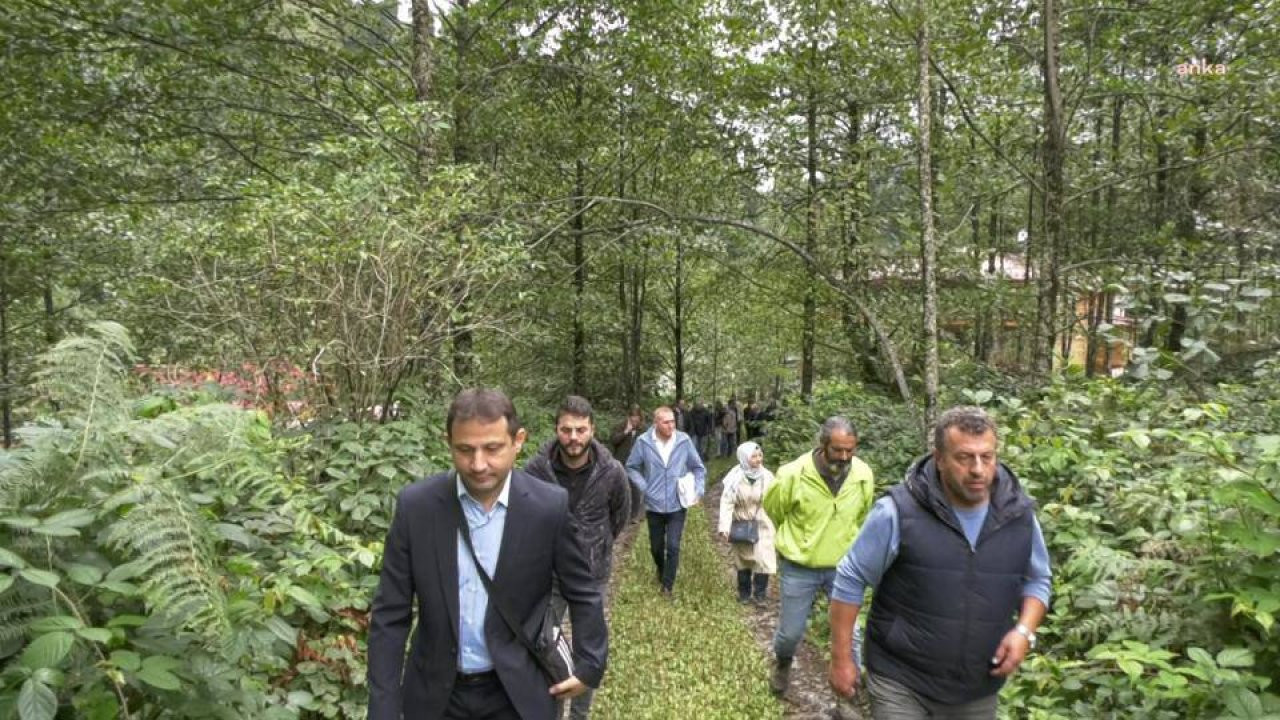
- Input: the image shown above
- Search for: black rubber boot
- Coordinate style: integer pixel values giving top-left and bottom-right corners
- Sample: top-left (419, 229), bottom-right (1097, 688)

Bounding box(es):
top-left (736, 569), bottom-right (752, 603)
top-left (752, 573), bottom-right (769, 604)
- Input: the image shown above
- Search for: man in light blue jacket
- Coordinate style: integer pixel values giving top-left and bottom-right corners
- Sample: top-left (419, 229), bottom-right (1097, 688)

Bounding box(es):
top-left (625, 405), bottom-right (707, 597)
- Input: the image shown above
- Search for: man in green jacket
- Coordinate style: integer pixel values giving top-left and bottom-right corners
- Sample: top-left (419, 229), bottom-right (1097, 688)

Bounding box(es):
top-left (763, 416), bottom-right (875, 697)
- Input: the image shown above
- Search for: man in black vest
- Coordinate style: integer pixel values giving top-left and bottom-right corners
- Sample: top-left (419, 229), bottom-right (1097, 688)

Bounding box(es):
top-left (827, 406), bottom-right (1052, 719)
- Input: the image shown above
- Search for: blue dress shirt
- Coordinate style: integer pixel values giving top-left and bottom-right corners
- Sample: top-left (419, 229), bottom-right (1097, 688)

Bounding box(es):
top-left (456, 474), bottom-right (510, 672)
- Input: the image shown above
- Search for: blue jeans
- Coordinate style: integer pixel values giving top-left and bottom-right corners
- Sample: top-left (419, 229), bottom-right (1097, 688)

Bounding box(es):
top-left (773, 557), bottom-right (863, 663)
top-left (646, 509), bottom-right (687, 592)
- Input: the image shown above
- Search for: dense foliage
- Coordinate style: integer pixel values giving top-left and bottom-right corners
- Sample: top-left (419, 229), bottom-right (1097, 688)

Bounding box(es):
top-left (2, 0), bottom-right (1278, 717)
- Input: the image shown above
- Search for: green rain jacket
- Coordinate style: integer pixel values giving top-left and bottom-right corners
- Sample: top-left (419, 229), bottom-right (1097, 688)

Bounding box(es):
top-left (762, 450), bottom-right (875, 569)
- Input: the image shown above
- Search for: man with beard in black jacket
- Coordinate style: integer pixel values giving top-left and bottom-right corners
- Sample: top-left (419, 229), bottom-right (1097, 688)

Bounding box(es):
top-left (524, 395), bottom-right (631, 719)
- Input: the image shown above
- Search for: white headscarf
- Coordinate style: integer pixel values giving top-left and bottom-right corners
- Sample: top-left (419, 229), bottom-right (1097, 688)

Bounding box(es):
top-left (736, 441), bottom-right (765, 482)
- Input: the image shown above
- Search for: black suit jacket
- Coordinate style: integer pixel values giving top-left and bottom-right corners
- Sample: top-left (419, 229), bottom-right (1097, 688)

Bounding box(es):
top-left (367, 470), bottom-right (608, 720)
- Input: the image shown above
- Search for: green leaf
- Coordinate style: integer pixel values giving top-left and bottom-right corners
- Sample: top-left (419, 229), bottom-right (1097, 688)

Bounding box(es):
top-left (287, 585), bottom-right (323, 609)
top-left (1216, 647), bottom-right (1255, 668)
top-left (17, 678), bottom-right (57, 720)
top-left (214, 523), bottom-right (258, 548)
top-left (135, 665), bottom-right (181, 691)
top-left (109, 650), bottom-right (141, 671)
top-left (265, 616), bottom-right (297, 645)
top-left (1117, 658), bottom-right (1143, 679)
top-left (2, 516), bottom-right (40, 530)
top-left (75, 628), bottom-right (113, 644)
top-left (0, 547), bottom-right (27, 569)
top-left (19, 631), bottom-right (75, 670)
top-left (32, 509), bottom-right (96, 537)
top-left (29, 616), bottom-right (83, 632)
top-left (0, 574), bottom-right (14, 594)
top-left (18, 568), bottom-right (60, 589)
top-left (1186, 647), bottom-right (1214, 665)
top-left (286, 690), bottom-right (315, 708)
top-left (142, 655), bottom-right (182, 672)
top-left (65, 564), bottom-right (104, 586)
top-left (106, 615), bottom-right (147, 628)
top-left (1224, 687), bottom-right (1264, 719)
top-left (104, 560), bottom-right (145, 583)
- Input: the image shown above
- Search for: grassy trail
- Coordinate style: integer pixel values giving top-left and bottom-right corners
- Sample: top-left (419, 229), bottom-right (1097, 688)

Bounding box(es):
top-left (593, 458), bottom-right (784, 719)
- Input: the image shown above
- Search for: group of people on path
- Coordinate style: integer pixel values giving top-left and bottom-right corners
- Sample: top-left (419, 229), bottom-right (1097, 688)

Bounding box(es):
top-left (366, 387), bottom-right (1052, 720)
top-left (618, 397), bottom-right (777, 465)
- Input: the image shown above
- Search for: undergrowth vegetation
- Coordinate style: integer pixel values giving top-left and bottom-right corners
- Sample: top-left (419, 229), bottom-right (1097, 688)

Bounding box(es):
top-left (2, 325), bottom-right (1277, 718)
top-left (750, 373), bottom-right (1279, 718)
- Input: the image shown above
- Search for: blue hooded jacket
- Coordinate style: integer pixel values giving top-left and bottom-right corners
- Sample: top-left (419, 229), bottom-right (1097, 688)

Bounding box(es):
top-left (624, 427), bottom-right (707, 513)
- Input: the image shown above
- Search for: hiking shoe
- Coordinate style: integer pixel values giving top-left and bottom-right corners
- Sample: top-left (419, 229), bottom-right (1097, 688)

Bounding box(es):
top-left (769, 660), bottom-right (792, 696)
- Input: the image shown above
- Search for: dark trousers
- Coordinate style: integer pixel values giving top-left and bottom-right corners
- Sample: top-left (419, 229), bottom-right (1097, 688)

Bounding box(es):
top-left (550, 580), bottom-right (606, 720)
top-left (721, 431), bottom-right (738, 457)
top-left (646, 509), bottom-right (688, 591)
top-left (692, 433), bottom-right (709, 460)
top-left (444, 671), bottom-right (520, 719)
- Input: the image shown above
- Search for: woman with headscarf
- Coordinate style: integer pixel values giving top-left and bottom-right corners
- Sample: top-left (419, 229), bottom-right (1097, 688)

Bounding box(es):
top-left (717, 441), bottom-right (777, 604)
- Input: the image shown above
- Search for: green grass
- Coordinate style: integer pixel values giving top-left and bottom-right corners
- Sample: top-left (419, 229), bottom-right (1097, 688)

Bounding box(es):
top-left (593, 485), bottom-right (783, 719)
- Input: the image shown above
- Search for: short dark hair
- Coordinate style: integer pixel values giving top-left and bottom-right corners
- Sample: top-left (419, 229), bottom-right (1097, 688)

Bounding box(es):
top-left (933, 406), bottom-right (997, 451)
top-left (447, 388), bottom-right (521, 438)
top-left (556, 395), bottom-right (594, 424)
top-left (818, 416), bottom-right (857, 446)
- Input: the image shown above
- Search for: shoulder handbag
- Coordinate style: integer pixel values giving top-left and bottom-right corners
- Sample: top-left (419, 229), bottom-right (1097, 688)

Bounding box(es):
top-left (456, 498), bottom-right (574, 685)
top-left (727, 491), bottom-right (762, 545)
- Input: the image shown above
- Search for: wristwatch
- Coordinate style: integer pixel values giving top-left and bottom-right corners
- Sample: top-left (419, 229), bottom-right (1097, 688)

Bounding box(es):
top-left (1014, 623), bottom-right (1037, 650)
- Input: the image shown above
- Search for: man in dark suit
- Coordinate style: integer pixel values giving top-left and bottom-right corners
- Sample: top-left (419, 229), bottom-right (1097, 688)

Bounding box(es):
top-left (368, 388), bottom-right (608, 720)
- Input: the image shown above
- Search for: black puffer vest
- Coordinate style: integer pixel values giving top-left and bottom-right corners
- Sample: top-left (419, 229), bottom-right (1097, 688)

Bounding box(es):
top-left (865, 455), bottom-right (1035, 704)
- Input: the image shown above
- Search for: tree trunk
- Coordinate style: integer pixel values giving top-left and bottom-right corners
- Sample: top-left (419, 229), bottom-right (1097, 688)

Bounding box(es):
top-left (410, 0), bottom-right (434, 177)
top-left (673, 236), bottom-right (685, 401)
top-left (449, 0), bottom-right (475, 384)
top-left (917, 0), bottom-right (939, 433)
top-left (801, 57), bottom-right (818, 402)
top-left (1166, 123), bottom-right (1209, 354)
top-left (1085, 108), bottom-right (1104, 376)
top-left (1, 274), bottom-right (10, 449)
top-left (572, 161), bottom-right (586, 394)
top-left (1035, 0), bottom-right (1066, 376)
top-left (840, 101), bottom-right (869, 382)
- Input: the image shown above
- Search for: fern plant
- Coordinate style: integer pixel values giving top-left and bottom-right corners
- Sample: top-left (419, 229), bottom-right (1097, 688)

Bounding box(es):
top-left (0, 323), bottom-right (298, 719)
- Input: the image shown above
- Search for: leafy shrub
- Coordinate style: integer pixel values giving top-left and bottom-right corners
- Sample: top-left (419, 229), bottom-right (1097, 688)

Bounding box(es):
top-left (0, 323), bottom-right (381, 719)
top-left (994, 376), bottom-right (1280, 718)
top-left (762, 380), bottom-right (922, 492)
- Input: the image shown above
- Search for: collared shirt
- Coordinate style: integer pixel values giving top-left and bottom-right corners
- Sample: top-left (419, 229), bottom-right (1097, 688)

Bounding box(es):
top-left (832, 496), bottom-right (1053, 608)
top-left (456, 473), bottom-right (511, 673)
top-left (655, 434), bottom-right (676, 465)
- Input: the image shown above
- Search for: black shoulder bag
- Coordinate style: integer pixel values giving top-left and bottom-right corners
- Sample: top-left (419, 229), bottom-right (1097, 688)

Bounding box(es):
top-left (456, 498), bottom-right (574, 685)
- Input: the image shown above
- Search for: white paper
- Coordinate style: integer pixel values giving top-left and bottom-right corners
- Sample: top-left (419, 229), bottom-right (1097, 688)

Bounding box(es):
top-left (677, 472), bottom-right (698, 508)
